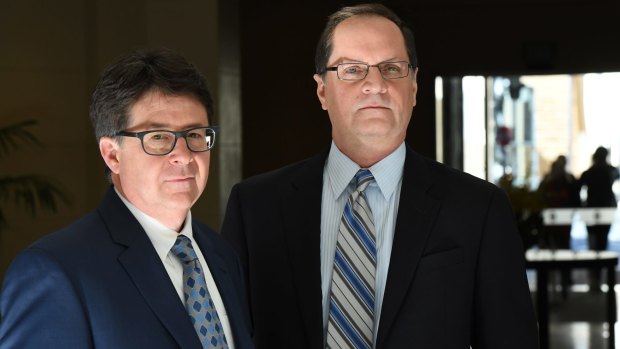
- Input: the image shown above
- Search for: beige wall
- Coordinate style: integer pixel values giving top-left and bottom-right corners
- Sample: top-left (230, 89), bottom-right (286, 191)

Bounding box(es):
top-left (0, 0), bottom-right (221, 277)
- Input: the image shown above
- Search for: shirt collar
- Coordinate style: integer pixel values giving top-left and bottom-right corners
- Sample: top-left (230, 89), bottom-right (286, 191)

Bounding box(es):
top-left (325, 141), bottom-right (406, 201)
top-left (114, 187), bottom-right (194, 262)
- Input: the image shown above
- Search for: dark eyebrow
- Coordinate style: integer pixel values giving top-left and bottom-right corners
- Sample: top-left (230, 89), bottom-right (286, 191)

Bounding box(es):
top-left (331, 57), bottom-right (402, 65)
top-left (140, 122), bottom-right (207, 130)
top-left (329, 57), bottom-right (365, 65)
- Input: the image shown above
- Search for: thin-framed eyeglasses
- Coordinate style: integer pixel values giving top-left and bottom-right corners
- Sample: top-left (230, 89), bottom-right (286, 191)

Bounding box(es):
top-left (322, 61), bottom-right (414, 81)
top-left (114, 126), bottom-right (216, 156)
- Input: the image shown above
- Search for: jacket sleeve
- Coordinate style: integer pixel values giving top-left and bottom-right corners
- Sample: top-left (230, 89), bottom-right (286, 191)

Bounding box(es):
top-left (471, 187), bottom-right (540, 348)
top-left (0, 248), bottom-right (93, 348)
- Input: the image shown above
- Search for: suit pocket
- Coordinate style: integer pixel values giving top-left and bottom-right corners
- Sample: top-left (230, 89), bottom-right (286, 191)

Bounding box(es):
top-left (418, 247), bottom-right (464, 271)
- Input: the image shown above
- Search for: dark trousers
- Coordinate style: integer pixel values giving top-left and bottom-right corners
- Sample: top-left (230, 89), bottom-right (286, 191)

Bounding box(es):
top-left (542, 225), bottom-right (573, 297)
top-left (587, 224), bottom-right (611, 251)
top-left (588, 224), bottom-right (611, 290)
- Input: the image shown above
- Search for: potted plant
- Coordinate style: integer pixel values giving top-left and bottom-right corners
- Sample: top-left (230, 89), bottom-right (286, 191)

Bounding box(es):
top-left (0, 120), bottom-right (71, 232)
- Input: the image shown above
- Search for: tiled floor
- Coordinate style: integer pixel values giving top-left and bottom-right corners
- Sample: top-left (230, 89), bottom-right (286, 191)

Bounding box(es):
top-left (530, 211), bottom-right (620, 348)
top-left (550, 322), bottom-right (614, 349)
top-left (532, 267), bottom-right (619, 349)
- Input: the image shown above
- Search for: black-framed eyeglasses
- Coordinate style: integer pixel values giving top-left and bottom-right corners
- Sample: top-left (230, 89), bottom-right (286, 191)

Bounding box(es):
top-left (322, 61), bottom-right (414, 81)
top-left (115, 126), bottom-right (216, 156)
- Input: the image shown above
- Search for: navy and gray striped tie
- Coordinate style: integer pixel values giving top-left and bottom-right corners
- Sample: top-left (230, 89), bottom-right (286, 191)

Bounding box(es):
top-left (327, 169), bottom-right (376, 349)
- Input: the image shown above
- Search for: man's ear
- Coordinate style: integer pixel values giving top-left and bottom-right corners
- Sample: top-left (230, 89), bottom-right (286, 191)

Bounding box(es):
top-left (411, 67), bottom-right (419, 107)
top-left (99, 136), bottom-right (121, 174)
top-left (313, 74), bottom-right (328, 111)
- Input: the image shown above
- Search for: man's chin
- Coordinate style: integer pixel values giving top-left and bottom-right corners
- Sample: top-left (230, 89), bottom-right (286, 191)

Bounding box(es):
top-left (163, 190), bottom-right (199, 207)
top-left (354, 125), bottom-right (394, 139)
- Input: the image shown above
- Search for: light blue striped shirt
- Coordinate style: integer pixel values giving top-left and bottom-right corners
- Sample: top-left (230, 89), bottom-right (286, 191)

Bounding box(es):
top-left (321, 141), bottom-right (406, 345)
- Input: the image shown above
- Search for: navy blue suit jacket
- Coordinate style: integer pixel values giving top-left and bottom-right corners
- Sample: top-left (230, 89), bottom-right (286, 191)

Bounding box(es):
top-left (222, 145), bottom-right (538, 348)
top-left (0, 188), bottom-right (253, 349)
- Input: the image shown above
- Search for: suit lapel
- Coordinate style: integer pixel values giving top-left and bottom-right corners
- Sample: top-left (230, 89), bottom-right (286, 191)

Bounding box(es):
top-left (281, 152), bottom-right (327, 347)
top-left (376, 148), bottom-right (440, 348)
top-left (99, 188), bottom-right (202, 349)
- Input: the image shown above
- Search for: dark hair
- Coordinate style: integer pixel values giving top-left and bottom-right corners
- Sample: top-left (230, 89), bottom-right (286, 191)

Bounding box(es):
top-left (593, 146), bottom-right (609, 163)
top-left (89, 48), bottom-right (214, 142)
top-left (314, 3), bottom-right (417, 75)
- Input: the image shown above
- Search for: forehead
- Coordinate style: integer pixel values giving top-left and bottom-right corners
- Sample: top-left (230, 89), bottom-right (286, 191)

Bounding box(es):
top-left (129, 90), bottom-right (208, 127)
top-left (329, 15), bottom-right (407, 64)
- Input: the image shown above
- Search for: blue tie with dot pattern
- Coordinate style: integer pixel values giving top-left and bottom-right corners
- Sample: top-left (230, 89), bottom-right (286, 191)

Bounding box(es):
top-left (171, 235), bottom-right (229, 349)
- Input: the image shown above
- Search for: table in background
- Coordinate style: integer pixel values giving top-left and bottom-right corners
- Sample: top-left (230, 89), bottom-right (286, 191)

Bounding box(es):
top-left (542, 207), bottom-right (617, 226)
top-left (526, 249), bottom-right (619, 349)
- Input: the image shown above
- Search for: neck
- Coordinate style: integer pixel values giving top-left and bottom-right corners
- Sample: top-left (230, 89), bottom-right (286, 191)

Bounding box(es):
top-left (336, 140), bottom-right (402, 168)
top-left (112, 178), bottom-right (188, 232)
top-left (155, 212), bottom-right (188, 232)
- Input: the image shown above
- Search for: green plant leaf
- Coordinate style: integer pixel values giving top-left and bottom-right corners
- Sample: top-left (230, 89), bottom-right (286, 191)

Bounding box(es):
top-left (0, 119), bottom-right (42, 158)
top-left (0, 175), bottom-right (72, 217)
top-left (0, 120), bottom-right (72, 233)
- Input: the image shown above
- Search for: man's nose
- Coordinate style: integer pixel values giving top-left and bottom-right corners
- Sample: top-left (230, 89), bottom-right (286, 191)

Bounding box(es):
top-left (169, 137), bottom-right (193, 164)
top-left (362, 67), bottom-right (388, 94)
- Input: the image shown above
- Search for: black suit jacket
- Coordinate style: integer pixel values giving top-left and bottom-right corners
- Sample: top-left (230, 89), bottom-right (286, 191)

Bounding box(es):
top-left (222, 145), bottom-right (538, 348)
top-left (1, 188), bottom-right (254, 349)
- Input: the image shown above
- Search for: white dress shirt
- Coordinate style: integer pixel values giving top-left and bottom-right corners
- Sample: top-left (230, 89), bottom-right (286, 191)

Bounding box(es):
top-left (320, 142), bottom-right (405, 346)
top-left (115, 188), bottom-right (235, 348)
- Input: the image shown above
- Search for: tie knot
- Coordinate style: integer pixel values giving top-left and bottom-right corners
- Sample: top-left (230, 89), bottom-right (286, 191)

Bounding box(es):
top-left (171, 235), bottom-right (199, 264)
top-left (354, 169), bottom-right (374, 192)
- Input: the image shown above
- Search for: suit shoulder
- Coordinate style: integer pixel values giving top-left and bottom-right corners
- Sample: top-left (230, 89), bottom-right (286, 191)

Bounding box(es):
top-left (233, 153), bottom-right (324, 192)
top-left (12, 209), bottom-right (112, 272)
top-left (420, 155), bottom-right (501, 196)
top-left (28, 210), bottom-right (103, 251)
top-left (2, 211), bottom-right (106, 300)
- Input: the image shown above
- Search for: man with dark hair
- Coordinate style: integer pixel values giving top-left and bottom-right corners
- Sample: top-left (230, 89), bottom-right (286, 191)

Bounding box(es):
top-left (222, 3), bottom-right (538, 348)
top-left (1, 49), bottom-right (253, 349)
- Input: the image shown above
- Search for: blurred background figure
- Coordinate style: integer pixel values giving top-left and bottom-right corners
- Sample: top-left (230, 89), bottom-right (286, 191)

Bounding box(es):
top-left (538, 155), bottom-right (580, 298)
top-left (579, 146), bottom-right (620, 291)
top-left (538, 155), bottom-right (580, 250)
top-left (579, 147), bottom-right (620, 251)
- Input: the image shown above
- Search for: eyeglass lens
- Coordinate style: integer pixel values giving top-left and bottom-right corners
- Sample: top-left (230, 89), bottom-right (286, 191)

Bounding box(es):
top-left (338, 61), bottom-right (409, 80)
top-left (142, 128), bottom-right (214, 155)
